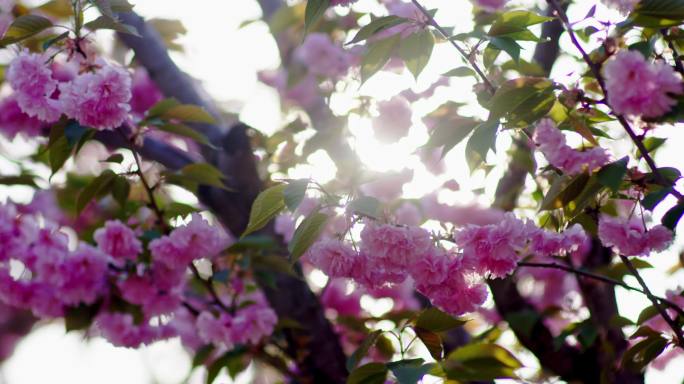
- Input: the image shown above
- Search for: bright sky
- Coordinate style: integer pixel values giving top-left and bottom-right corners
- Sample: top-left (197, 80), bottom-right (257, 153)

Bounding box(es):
top-left (1, 0), bottom-right (684, 383)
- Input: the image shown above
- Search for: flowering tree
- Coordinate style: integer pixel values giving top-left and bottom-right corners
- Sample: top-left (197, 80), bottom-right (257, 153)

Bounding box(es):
top-left (0, 0), bottom-right (683, 382)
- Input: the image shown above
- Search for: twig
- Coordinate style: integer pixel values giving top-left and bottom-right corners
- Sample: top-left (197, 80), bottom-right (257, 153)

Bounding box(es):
top-left (662, 28), bottom-right (684, 75)
top-left (517, 261), bottom-right (684, 321)
top-left (189, 264), bottom-right (232, 313)
top-left (619, 255), bottom-right (684, 347)
top-left (409, 0), bottom-right (496, 95)
top-left (546, 0), bottom-right (684, 200)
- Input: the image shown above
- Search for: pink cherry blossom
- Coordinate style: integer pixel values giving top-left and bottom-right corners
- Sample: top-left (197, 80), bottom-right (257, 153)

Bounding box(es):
top-left (55, 244), bottom-right (110, 306)
top-left (304, 238), bottom-right (359, 278)
top-left (455, 214), bottom-right (534, 278)
top-left (149, 213), bottom-right (230, 270)
top-left (602, 0), bottom-right (639, 13)
top-left (95, 312), bottom-right (175, 348)
top-left (6, 50), bottom-right (62, 122)
top-left (603, 50), bottom-right (683, 118)
top-left (59, 64), bottom-right (132, 130)
top-left (321, 279), bottom-right (363, 317)
top-left (230, 304), bottom-right (278, 345)
top-left (472, 0), bottom-right (507, 12)
top-left (394, 202), bottom-right (422, 226)
top-left (274, 213), bottom-right (296, 243)
top-left (372, 96), bottom-right (412, 142)
top-left (534, 119), bottom-right (610, 175)
top-left (196, 311), bottom-right (234, 349)
top-left (258, 69), bottom-right (319, 108)
top-left (94, 220), bottom-right (142, 262)
top-left (410, 247), bottom-right (450, 286)
top-left (295, 33), bottom-right (351, 79)
top-left (359, 221), bottom-right (432, 280)
top-left (130, 68), bottom-right (163, 116)
top-left (0, 96), bottom-right (44, 140)
top-left (598, 215), bottom-right (674, 256)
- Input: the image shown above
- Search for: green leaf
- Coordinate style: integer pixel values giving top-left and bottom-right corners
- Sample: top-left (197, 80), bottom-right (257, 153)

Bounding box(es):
top-left (155, 123), bottom-right (213, 147)
top-left (43, 31), bottom-right (70, 50)
top-left (64, 121), bottom-right (90, 147)
top-left (284, 179), bottom-right (309, 211)
top-left (347, 330), bottom-right (383, 371)
top-left (398, 29), bottom-right (434, 79)
top-left (76, 170), bottom-right (117, 214)
top-left (93, 0), bottom-right (135, 18)
top-left (489, 37), bottom-right (521, 63)
top-left (206, 347), bottom-right (246, 384)
top-left (288, 211), bottom-right (329, 262)
top-left (415, 307), bottom-right (466, 333)
top-left (348, 196), bottom-right (381, 219)
top-left (361, 34), bottom-right (401, 83)
top-left (641, 187), bottom-right (672, 211)
top-left (84, 15), bottom-right (139, 36)
top-left (111, 175), bottom-right (130, 207)
top-left (505, 309), bottom-right (540, 339)
top-left (413, 327), bottom-right (443, 360)
top-left (636, 305), bottom-right (660, 325)
top-left (662, 201), bottom-right (684, 230)
top-left (164, 202), bottom-right (198, 219)
top-left (621, 334), bottom-right (668, 372)
top-left (633, 0), bottom-right (684, 25)
top-left (48, 136), bottom-right (72, 177)
top-left (348, 362), bottom-right (389, 384)
top-left (242, 184), bottom-right (287, 238)
top-left (192, 344), bottom-right (215, 368)
top-left (442, 66), bottom-right (477, 78)
top-left (387, 359), bottom-right (434, 384)
top-left (147, 98), bottom-right (181, 117)
top-left (0, 174), bottom-right (39, 187)
top-left (442, 343), bottom-right (522, 381)
top-left (465, 120), bottom-right (498, 171)
top-left (0, 15), bottom-right (53, 46)
top-left (540, 173), bottom-right (590, 211)
top-left (638, 137), bottom-right (667, 158)
top-left (102, 153), bottom-right (124, 164)
top-left (488, 10), bottom-right (552, 37)
top-left (304, 0), bottom-right (330, 32)
top-left (488, 77), bottom-right (555, 127)
top-left (179, 163), bottom-right (225, 189)
top-left (160, 104), bottom-right (216, 124)
top-left (597, 156), bottom-right (629, 192)
top-left (347, 15), bottom-right (407, 44)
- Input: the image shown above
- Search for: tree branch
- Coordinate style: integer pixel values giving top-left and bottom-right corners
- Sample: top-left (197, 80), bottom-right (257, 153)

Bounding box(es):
top-left (113, 11), bottom-right (349, 382)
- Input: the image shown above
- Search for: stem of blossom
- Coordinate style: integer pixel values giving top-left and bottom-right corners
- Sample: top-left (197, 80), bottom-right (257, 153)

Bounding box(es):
top-left (409, 0), bottom-right (496, 95)
top-left (517, 261), bottom-right (684, 321)
top-left (662, 29), bottom-right (684, 75)
top-left (546, 0), bottom-right (684, 200)
top-left (618, 255), bottom-right (684, 347)
top-left (127, 142), bottom-right (169, 233)
top-left (189, 264), bottom-right (232, 313)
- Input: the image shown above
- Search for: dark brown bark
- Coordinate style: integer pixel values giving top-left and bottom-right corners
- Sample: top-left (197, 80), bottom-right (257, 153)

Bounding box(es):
top-left (112, 12), bottom-right (348, 383)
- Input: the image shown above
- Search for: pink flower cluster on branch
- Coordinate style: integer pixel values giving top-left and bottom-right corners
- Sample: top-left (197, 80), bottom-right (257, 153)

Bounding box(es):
top-left (534, 118), bottom-right (610, 175)
top-left (304, 214), bottom-right (588, 316)
top-left (603, 50), bottom-right (683, 118)
top-left (5, 50), bottom-right (132, 131)
top-left (0, 199), bottom-right (277, 349)
top-left (598, 214), bottom-right (673, 257)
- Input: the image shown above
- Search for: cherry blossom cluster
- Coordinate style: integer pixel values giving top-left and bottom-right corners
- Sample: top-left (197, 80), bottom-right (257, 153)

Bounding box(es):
top-left (6, 50), bottom-right (132, 130)
top-left (0, 199), bottom-right (277, 350)
top-left (603, 50), bottom-right (683, 118)
top-left (533, 118), bottom-right (610, 175)
top-left (598, 214), bottom-right (673, 257)
top-left (304, 214), bottom-right (588, 316)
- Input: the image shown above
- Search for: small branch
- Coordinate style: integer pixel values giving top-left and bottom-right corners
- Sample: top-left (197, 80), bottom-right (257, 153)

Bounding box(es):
top-left (409, 0), bottom-right (496, 95)
top-left (189, 264), bottom-right (232, 313)
top-left (619, 256), bottom-right (684, 347)
top-left (662, 29), bottom-right (684, 75)
top-left (517, 261), bottom-right (684, 320)
top-left (546, 0), bottom-right (684, 200)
